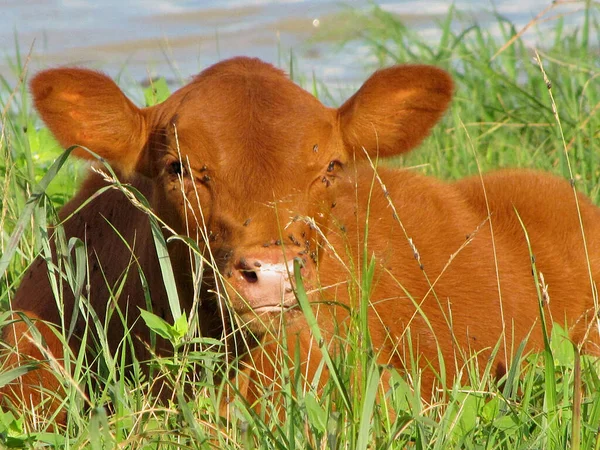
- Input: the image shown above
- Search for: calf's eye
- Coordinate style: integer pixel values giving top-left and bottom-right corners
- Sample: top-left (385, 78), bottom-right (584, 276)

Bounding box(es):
top-left (168, 160), bottom-right (183, 176)
top-left (327, 160), bottom-right (343, 173)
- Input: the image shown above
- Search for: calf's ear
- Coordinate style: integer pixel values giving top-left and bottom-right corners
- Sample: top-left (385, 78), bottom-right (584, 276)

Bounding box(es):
top-left (337, 65), bottom-right (453, 158)
top-left (30, 68), bottom-right (148, 175)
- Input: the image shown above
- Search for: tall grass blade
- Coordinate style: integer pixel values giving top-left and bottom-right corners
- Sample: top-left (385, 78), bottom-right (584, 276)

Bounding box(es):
top-left (293, 257), bottom-right (352, 413)
top-left (149, 218), bottom-right (182, 321)
top-left (356, 362), bottom-right (380, 450)
top-left (0, 146), bottom-right (74, 278)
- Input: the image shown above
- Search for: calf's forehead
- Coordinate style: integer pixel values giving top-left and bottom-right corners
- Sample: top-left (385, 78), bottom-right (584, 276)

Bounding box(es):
top-left (176, 87), bottom-right (332, 145)
top-left (148, 59), bottom-right (343, 217)
top-left (161, 58), bottom-right (334, 140)
top-left (156, 59), bottom-right (337, 165)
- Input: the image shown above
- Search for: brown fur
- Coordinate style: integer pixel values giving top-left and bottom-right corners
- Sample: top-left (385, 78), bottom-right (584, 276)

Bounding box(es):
top-left (240, 166), bottom-right (600, 406)
top-left (1, 57), bottom-right (598, 424)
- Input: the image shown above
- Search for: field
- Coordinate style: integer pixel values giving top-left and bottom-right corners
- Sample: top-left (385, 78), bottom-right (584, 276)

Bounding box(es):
top-left (1, 2), bottom-right (600, 448)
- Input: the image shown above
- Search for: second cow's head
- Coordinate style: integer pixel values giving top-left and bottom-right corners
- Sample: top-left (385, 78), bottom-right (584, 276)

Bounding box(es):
top-left (31, 57), bottom-right (452, 333)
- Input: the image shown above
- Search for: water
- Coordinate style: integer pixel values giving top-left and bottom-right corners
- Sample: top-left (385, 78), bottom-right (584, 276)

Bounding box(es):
top-left (0, 0), bottom-right (585, 88)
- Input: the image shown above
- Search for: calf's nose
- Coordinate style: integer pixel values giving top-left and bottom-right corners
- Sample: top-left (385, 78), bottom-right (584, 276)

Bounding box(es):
top-left (229, 250), bottom-right (311, 311)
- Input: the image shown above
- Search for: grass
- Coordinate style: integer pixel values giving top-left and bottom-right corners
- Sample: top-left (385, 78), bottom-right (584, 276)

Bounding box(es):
top-left (1, 1), bottom-right (600, 448)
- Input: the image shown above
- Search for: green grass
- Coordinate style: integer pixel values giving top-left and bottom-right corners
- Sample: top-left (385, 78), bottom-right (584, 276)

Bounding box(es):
top-left (1, 2), bottom-right (600, 448)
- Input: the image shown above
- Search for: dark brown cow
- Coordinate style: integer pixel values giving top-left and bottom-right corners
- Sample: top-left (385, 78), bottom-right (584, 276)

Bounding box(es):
top-left (1, 57), bottom-right (599, 424)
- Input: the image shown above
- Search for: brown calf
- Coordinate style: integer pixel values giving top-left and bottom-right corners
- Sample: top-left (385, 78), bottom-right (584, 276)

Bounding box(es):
top-left (1, 57), bottom-right (598, 423)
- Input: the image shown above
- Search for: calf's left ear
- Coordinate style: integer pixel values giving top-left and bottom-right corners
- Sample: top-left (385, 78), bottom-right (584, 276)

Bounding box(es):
top-left (337, 65), bottom-right (453, 158)
top-left (30, 68), bottom-right (148, 175)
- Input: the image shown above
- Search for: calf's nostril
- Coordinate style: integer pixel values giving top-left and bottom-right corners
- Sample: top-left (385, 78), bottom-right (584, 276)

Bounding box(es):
top-left (241, 270), bottom-right (259, 284)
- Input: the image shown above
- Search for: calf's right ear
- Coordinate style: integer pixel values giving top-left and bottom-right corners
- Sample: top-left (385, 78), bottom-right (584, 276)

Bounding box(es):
top-left (30, 68), bottom-right (148, 175)
top-left (338, 65), bottom-right (453, 158)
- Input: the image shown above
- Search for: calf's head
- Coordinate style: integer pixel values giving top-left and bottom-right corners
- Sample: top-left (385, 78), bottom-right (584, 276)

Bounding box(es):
top-left (31, 57), bottom-right (452, 333)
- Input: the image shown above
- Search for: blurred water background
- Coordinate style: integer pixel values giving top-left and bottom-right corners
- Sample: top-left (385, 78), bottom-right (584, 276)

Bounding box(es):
top-left (0, 0), bottom-right (589, 89)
